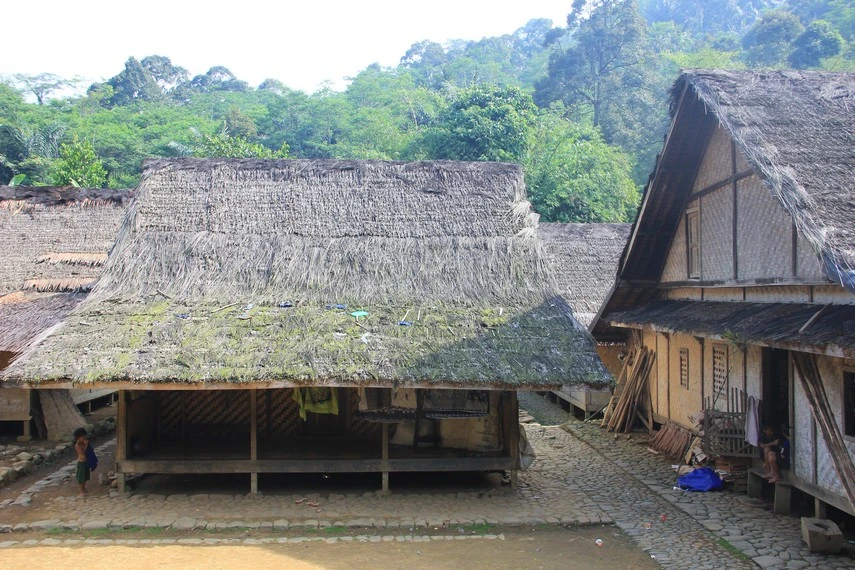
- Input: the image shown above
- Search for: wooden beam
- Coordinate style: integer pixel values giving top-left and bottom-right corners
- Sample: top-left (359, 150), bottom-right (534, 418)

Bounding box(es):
top-left (793, 352), bottom-right (855, 514)
top-left (250, 389), bottom-right (258, 494)
top-left (117, 456), bottom-right (515, 475)
top-left (799, 304), bottom-right (833, 334)
top-left (381, 423), bottom-right (390, 492)
top-left (116, 390), bottom-right (127, 493)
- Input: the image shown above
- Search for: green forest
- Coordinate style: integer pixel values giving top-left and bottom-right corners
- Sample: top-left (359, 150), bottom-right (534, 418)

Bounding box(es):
top-left (1, 0), bottom-right (852, 223)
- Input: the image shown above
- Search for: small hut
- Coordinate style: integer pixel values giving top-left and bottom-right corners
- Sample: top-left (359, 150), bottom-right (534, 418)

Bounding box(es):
top-left (0, 185), bottom-right (131, 439)
top-left (538, 223), bottom-right (631, 415)
top-left (4, 159), bottom-right (610, 492)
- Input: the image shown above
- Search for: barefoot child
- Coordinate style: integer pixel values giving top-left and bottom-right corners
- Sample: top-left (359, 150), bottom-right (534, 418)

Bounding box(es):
top-left (759, 425), bottom-right (788, 484)
top-left (73, 428), bottom-right (90, 495)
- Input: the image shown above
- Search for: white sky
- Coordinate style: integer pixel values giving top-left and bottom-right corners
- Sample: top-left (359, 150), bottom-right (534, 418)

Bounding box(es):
top-left (2, 0), bottom-right (572, 94)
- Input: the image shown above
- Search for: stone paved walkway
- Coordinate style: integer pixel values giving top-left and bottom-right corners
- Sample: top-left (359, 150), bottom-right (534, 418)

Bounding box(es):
top-left (520, 392), bottom-right (855, 570)
top-left (2, 393), bottom-right (854, 569)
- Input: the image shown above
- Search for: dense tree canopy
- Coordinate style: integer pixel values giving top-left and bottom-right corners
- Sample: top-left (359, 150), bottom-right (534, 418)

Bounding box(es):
top-left (0, 2), bottom-right (852, 222)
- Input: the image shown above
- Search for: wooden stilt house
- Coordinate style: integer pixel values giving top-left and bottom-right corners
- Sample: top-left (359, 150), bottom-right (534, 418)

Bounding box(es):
top-left (0, 186), bottom-right (130, 438)
top-left (4, 159), bottom-right (610, 492)
top-left (538, 223), bottom-right (631, 416)
top-left (592, 70), bottom-right (855, 515)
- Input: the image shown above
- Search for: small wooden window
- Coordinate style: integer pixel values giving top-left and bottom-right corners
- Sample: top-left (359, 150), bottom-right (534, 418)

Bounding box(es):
top-left (687, 210), bottom-right (700, 279)
top-left (679, 348), bottom-right (689, 389)
top-left (713, 345), bottom-right (729, 398)
top-left (845, 371), bottom-right (855, 437)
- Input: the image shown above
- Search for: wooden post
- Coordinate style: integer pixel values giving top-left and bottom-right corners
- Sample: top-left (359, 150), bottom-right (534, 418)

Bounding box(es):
top-left (381, 423), bottom-right (390, 492)
top-left (250, 389), bottom-right (258, 495)
top-left (509, 391), bottom-right (520, 490)
top-left (815, 498), bottom-right (828, 519)
top-left (116, 390), bottom-right (127, 493)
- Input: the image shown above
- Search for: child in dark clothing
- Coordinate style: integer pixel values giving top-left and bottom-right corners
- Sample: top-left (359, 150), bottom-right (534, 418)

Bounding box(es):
top-left (760, 425), bottom-right (788, 483)
top-left (73, 428), bottom-right (90, 495)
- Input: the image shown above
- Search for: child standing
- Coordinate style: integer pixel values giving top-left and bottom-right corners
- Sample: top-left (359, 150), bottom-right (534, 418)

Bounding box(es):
top-left (73, 428), bottom-right (90, 495)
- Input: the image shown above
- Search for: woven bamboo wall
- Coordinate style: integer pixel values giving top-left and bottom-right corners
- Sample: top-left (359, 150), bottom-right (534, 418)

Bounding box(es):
top-left (692, 127), bottom-right (732, 194)
top-left (795, 231), bottom-right (825, 280)
top-left (736, 175), bottom-right (792, 280)
top-left (744, 345), bottom-right (763, 398)
top-left (793, 367), bottom-right (814, 484)
top-left (744, 286), bottom-right (811, 303)
top-left (156, 388), bottom-right (380, 442)
top-left (664, 288), bottom-right (702, 300)
top-left (668, 333), bottom-right (703, 428)
top-left (661, 214), bottom-right (689, 282)
top-left (700, 187), bottom-right (733, 281)
top-left (734, 145), bottom-right (751, 173)
top-left (702, 288), bottom-right (743, 302)
top-left (813, 286), bottom-right (855, 305)
top-left (0, 202), bottom-right (126, 295)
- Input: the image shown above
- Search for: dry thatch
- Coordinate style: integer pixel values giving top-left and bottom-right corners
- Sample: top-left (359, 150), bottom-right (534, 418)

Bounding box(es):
top-left (0, 185), bottom-right (131, 355)
top-left (0, 292), bottom-right (85, 353)
top-left (4, 159), bottom-right (610, 390)
top-left (538, 223), bottom-right (630, 329)
top-left (679, 70), bottom-right (855, 277)
top-left (0, 185), bottom-right (131, 296)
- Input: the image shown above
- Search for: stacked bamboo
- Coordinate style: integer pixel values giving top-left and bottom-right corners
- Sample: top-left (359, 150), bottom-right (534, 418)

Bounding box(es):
top-left (601, 347), bottom-right (655, 433)
top-left (649, 422), bottom-right (694, 459)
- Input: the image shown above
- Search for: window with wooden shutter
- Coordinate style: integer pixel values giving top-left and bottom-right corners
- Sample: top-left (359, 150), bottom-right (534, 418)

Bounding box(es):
top-left (713, 345), bottom-right (728, 397)
top-left (679, 348), bottom-right (689, 389)
top-left (687, 209), bottom-right (700, 279)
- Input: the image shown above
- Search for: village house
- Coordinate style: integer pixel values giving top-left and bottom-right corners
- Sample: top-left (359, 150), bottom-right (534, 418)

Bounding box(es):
top-left (3, 158), bottom-right (610, 493)
top-left (0, 185), bottom-right (130, 439)
top-left (592, 70), bottom-right (855, 517)
top-left (538, 222), bottom-right (631, 416)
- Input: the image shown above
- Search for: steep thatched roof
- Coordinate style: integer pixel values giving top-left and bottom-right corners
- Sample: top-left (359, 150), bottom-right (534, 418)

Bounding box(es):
top-left (4, 159), bottom-right (610, 389)
top-left (538, 223), bottom-right (630, 329)
top-left (593, 69), bottom-right (855, 340)
top-left (0, 186), bottom-right (131, 353)
top-left (679, 70), bottom-right (855, 278)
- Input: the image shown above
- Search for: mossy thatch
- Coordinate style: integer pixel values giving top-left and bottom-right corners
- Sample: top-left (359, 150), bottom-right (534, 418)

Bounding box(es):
top-left (4, 159), bottom-right (610, 389)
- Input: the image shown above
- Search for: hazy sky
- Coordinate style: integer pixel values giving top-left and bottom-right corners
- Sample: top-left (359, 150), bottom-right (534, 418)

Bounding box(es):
top-left (3, 0), bottom-right (572, 93)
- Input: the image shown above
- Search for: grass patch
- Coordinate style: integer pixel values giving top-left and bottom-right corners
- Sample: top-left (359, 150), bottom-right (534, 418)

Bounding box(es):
top-left (323, 526), bottom-right (348, 535)
top-left (717, 538), bottom-right (751, 561)
top-left (460, 523), bottom-right (494, 535)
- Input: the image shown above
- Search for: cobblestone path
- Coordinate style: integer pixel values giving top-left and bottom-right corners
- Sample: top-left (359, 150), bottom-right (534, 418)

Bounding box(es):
top-left (521, 392), bottom-right (855, 570)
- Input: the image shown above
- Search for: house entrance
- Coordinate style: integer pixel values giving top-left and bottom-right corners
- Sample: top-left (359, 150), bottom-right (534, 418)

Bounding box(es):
top-left (762, 348), bottom-right (790, 432)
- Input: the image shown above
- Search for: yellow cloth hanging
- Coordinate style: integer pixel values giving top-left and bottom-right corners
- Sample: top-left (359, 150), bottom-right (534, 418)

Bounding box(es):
top-left (293, 387), bottom-right (339, 421)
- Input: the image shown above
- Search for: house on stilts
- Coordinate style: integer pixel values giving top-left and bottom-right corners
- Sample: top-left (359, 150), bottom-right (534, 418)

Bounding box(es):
top-left (3, 158), bottom-right (610, 492)
top-left (0, 185), bottom-right (130, 439)
top-left (592, 70), bottom-right (855, 517)
top-left (538, 222), bottom-right (631, 416)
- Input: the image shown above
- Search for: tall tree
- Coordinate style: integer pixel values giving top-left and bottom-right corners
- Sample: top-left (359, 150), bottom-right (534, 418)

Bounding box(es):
top-left (741, 10), bottom-right (804, 66)
top-left (535, 0), bottom-right (646, 129)
top-left (104, 57), bottom-right (163, 106)
top-left (13, 73), bottom-right (75, 106)
top-left (789, 20), bottom-right (846, 67)
top-left (417, 84), bottom-right (537, 163)
top-left (525, 116), bottom-right (639, 222)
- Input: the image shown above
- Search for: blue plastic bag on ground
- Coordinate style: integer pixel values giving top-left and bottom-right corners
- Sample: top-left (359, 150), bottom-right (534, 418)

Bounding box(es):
top-left (677, 467), bottom-right (723, 492)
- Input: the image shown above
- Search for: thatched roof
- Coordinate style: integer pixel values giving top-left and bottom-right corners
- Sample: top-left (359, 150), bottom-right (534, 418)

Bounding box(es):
top-left (679, 70), bottom-right (855, 280)
top-left (606, 299), bottom-right (855, 358)
top-left (538, 223), bottom-right (630, 329)
top-left (0, 186), bottom-right (131, 353)
top-left (4, 159), bottom-right (610, 389)
top-left (593, 69), bottom-right (855, 340)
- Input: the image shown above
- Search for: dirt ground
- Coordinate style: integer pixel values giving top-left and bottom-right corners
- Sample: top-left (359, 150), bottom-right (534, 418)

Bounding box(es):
top-left (1, 527), bottom-right (659, 570)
